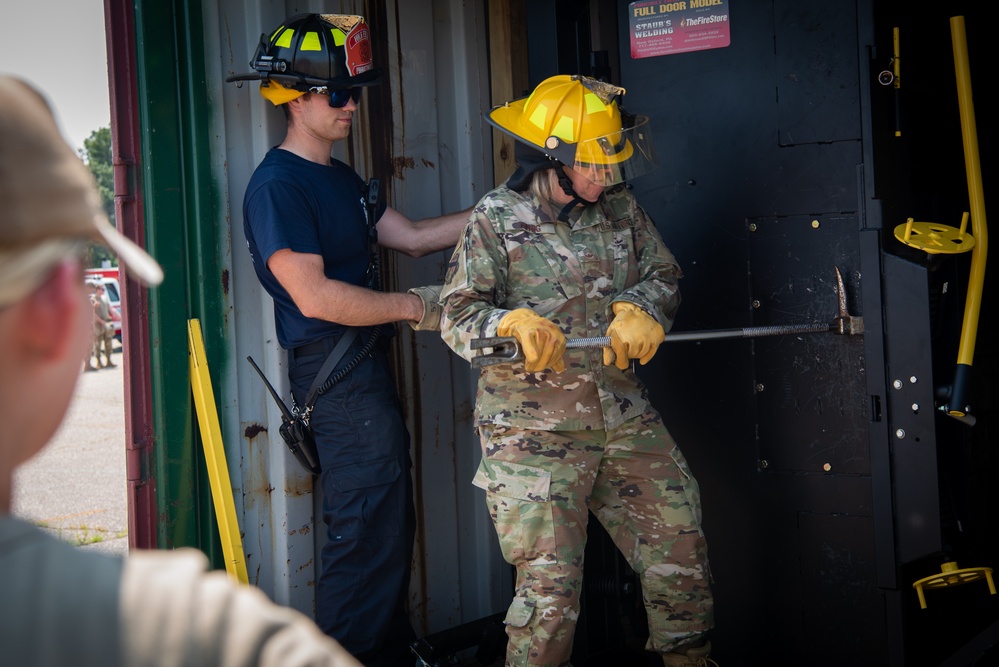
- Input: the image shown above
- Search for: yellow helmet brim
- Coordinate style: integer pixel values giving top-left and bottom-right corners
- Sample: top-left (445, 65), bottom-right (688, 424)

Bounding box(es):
top-left (259, 80), bottom-right (306, 106)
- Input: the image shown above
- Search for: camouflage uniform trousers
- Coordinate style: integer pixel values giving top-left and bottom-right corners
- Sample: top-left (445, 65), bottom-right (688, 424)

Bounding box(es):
top-left (94, 324), bottom-right (114, 365)
top-left (474, 409), bottom-right (714, 667)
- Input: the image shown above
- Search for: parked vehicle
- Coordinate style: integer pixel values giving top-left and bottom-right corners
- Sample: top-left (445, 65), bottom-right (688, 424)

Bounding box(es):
top-left (85, 266), bottom-right (120, 282)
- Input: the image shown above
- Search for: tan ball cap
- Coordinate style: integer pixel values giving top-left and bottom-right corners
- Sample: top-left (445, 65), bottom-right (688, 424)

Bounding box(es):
top-left (0, 75), bottom-right (163, 286)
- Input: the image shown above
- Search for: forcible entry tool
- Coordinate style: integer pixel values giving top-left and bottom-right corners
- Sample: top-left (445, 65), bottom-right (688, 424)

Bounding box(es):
top-left (470, 267), bottom-right (863, 368)
top-left (189, 319), bottom-right (249, 583)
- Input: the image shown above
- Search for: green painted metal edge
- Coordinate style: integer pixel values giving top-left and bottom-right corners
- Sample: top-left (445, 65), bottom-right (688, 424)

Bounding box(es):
top-left (133, 0), bottom-right (228, 568)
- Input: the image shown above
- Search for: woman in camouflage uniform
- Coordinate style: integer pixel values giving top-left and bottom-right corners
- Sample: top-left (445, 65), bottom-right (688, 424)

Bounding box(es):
top-left (440, 75), bottom-right (715, 667)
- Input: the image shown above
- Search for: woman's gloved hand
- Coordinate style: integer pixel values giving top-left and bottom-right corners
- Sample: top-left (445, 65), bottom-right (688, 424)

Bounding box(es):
top-left (603, 302), bottom-right (665, 370)
top-left (497, 308), bottom-right (566, 373)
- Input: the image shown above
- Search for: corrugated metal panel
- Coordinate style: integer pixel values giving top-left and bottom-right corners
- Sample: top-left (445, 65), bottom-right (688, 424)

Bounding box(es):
top-left (380, 0), bottom-right (510, 635)
top-left (118, 0), bottom-right (507, 635)
top-left (206, 0), bottom-right (336, 612)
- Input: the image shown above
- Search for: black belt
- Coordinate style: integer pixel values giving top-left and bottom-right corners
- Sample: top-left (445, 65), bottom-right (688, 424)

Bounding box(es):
top-left (292, 335), bottom-right (343, 360)
top-left (292, 327), bottom-right (387, 360)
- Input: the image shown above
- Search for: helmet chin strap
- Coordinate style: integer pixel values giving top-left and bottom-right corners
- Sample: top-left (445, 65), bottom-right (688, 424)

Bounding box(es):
top-left (555, 165), bottom-right (586, 222)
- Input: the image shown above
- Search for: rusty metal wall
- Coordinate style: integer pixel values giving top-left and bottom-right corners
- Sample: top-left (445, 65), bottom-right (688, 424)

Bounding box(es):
top-left (201, 0), bottom-right (506, 634)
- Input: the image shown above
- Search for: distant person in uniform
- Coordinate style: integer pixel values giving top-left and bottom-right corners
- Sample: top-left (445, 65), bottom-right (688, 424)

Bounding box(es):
top-left (441, 75), bottom-right (716, 667)
top-left (84, 281), bottom-right (100, 372)
top-left (91, 283), bottom-right (115, 368)
top-left (0, 74), bottom-right (364, 667)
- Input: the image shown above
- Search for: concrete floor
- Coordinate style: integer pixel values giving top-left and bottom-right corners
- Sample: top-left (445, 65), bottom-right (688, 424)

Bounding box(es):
top-left (12, 342), bottom-right (129, 556)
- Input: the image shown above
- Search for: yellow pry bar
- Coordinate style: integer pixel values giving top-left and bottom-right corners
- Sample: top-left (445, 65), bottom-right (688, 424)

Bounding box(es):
top-left (188, 318), bottom-right (249, 584)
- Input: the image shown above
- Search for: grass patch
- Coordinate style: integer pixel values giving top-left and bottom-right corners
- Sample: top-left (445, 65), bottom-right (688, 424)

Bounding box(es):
top-left (33, 520), bottom-right (127, 547)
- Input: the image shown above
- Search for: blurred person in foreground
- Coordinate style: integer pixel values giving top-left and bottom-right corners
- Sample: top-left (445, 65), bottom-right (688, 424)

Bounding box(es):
top-left (0, 74), bottom-right (362, 667)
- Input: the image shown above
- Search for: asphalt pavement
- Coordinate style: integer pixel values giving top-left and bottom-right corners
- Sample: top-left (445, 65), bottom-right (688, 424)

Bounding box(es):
top-left (12, 341), bottom-right (129, 556)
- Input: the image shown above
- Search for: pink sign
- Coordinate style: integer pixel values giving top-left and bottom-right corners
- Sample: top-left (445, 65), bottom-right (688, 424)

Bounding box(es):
top-left (629, 0), bottom-right (731, 59)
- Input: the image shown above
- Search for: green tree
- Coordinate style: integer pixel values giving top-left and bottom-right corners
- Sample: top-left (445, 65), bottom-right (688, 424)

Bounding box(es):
top-left (79, 126), bottom-right (117, 268)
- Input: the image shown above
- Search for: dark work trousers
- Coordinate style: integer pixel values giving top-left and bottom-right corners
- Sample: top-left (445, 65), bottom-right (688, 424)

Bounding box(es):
top-left (288, 333), bottom-right (417, 667)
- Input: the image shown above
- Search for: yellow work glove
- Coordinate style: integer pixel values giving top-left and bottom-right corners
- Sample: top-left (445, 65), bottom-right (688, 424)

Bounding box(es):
top-left (497, 308), bottom-right (566, 373)
top-left (603, 302), bottom-right (665, 370)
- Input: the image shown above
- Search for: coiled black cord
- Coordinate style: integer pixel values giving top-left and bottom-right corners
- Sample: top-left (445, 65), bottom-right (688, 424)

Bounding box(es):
top-left (314, 326), bottom-right (380, 396)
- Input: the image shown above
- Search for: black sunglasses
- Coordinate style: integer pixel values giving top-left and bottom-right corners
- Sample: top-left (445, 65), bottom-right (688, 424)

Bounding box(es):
top-left (326, 87), bottom-right (362, 108)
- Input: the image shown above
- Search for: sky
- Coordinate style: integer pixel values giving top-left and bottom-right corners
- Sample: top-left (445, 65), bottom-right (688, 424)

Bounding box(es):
top-left (0, 0), bottom-right (111, 153)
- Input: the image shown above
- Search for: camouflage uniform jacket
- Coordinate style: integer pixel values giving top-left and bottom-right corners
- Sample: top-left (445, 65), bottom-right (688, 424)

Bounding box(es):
top-left (441, 183), bottom-right (682, 431)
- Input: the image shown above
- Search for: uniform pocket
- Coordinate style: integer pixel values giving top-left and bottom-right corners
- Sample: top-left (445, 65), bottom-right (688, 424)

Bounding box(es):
top-left (328, 455), bottom-right (400, 492)
top-left (323, 455), bottom-right (405, 536)
top-left (504, 595), bottom-right (536, 628)
top-left (667, 445), bottom-right (703, 530)
top-left (472, 459), bottom-right (551, 502)
top-left (473, 458), bottom-right (556, 564)
top-left (504, 232), bottom-right (582, 317)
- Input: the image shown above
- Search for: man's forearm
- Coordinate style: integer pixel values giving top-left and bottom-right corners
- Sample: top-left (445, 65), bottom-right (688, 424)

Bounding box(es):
top-left (297, 279), bottom-right (423, 326)
top-left (377, 206), bottom-right (473, 258)
top-left (269, 249), bottom-right (425, 326)
top-left (411, 208), bottom-right (474, 256)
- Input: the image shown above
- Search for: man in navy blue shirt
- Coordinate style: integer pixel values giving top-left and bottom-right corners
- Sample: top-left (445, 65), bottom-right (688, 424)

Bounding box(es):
top-left (231, 14), bottom-right (471, 667)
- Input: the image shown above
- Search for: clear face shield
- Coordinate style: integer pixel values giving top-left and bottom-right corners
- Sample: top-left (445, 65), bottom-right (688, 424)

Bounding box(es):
top-left (571, 114), bottom-right (658, 187)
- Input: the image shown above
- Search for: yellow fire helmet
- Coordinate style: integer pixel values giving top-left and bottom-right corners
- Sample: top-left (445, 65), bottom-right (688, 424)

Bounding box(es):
top-left (486, 74), bottom-right (657, 186)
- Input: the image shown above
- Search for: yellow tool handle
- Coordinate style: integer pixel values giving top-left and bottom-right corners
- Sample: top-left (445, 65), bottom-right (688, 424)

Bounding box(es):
top-left (946, 17), bottom-right (988, 418)
top-left (188, 318), bottom-right (249, 584)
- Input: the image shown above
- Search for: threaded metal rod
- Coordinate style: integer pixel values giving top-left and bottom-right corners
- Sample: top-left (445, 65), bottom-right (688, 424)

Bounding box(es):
top-left (566, 322), bottom-right (832, 349)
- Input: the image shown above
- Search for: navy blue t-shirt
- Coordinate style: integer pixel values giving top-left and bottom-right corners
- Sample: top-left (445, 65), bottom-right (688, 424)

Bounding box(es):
top-left (243, 148), bottom-right (387, 349)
